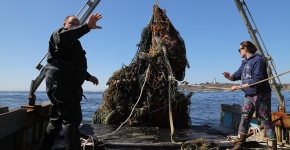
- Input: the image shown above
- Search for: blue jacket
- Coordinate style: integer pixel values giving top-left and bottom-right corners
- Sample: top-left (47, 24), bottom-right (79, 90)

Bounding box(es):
top-left (231, 53), bottom-right (271, 95)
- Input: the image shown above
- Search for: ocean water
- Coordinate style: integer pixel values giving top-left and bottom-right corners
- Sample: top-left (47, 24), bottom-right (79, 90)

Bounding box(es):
top-left (0, 91), bottom-right (290, 126)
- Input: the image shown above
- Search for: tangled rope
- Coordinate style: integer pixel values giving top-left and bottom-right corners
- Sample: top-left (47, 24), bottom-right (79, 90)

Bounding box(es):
top-left (81, 135), bottom-right (95, 150)
top-left (101, 67), bottom-right (150, 138)
top-left (82, 68), bottom-right (150, 149)
top-left (181, 138), bottom-right (219, 150)
top-left (247, 126), bottom-right (263, 142)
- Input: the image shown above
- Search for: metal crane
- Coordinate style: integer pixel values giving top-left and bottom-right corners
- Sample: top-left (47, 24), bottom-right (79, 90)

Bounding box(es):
top-left (28, 0), bottom-right (101, 106)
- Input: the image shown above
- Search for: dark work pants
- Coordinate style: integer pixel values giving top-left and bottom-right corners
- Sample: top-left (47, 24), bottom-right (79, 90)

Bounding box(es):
top-left (40, 65), bottom-right (86, 150)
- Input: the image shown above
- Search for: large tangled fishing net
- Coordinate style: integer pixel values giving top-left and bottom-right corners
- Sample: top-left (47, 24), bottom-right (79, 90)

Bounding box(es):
top-left (92, 5), bottom-right (193, 127)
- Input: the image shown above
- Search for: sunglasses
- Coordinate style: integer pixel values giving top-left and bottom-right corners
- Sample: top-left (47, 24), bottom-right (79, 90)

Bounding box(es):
top-left (238, 47), bottom-right (245, 53)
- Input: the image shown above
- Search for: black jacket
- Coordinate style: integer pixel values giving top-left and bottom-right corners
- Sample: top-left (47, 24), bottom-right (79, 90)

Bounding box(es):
top-left (47, 24), bottom-right (91, 80)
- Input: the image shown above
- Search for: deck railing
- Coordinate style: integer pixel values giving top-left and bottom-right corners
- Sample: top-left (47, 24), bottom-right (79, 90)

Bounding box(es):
top-left (0, 103), bottom-right (51, 150)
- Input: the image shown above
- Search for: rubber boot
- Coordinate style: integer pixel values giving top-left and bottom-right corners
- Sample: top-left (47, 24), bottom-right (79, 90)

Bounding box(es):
top-left (226, 132), bottom-right (247, 150)
top-left (39, 122), bottom-right (62, 150)
top-left (267, 139), bottom-right (277, 150)
top-left (63, 123), bottom-right (81, 150)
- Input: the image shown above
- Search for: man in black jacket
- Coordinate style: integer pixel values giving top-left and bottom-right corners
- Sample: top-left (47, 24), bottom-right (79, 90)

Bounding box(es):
top-left (40, 13), bottom-right (102, 150)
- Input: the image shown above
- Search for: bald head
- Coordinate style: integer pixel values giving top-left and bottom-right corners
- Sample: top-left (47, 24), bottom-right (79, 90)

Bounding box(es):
top-left (63, 16), bottom-right (80, 29)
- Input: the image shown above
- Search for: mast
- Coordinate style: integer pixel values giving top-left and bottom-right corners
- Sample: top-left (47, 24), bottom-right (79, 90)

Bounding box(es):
top-left (234, 0), bottom-right (285, 107)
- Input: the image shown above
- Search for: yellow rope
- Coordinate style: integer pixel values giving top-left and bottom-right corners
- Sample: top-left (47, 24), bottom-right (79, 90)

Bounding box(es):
top-left (168, 77), bottom-right (183, 144)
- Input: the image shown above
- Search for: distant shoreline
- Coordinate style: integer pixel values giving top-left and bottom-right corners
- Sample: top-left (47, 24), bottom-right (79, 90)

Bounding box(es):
top-left (1, 83), bottom-right (289, 92)
top-left (179, 83), bottom-right (290, 92)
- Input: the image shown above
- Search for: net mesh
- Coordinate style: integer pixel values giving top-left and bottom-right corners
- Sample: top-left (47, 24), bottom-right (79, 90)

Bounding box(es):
top-left (92, 4), bottom-right (193, 127)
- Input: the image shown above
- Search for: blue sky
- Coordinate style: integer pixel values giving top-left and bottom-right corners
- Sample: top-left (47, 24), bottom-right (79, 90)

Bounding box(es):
top-left (0, 0), bottom-right (290, 92)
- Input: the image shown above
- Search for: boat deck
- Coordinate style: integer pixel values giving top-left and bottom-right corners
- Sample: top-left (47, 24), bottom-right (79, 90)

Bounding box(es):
top-left (51, 123), bottom-right (289, 150)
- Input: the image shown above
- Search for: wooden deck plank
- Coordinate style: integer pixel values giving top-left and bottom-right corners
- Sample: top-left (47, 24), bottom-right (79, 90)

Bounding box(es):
top-left (50, 124), bottom-right (290, 150)
top-left (77, 124), bottom-right (233, 150)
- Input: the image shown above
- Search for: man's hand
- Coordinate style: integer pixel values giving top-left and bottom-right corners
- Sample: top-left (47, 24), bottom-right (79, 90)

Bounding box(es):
top-left (89, 76), bottom-right (99, 85)
top-left (87, 13), bottom-right (102, 29)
